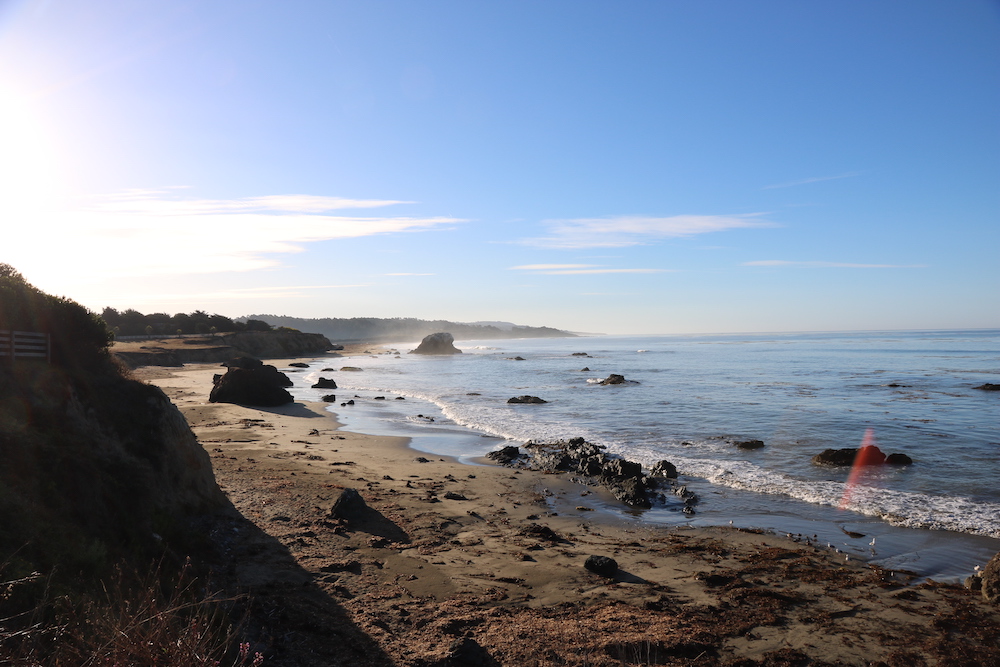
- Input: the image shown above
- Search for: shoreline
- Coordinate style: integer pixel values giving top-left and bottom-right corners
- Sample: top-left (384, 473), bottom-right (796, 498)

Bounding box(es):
top-left (136, 357), bottom-right (1000, 666)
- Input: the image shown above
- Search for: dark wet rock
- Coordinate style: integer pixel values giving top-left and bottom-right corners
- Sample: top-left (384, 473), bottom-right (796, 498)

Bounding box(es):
top-left (734, 439), bottom-right (765, 450)
top-left (974, 383), bottom-right (1000, 391)
top-left (509, 356), bottom-right (526, 361)
top-left (438, 637), bottom-right (495, 666)
top-left (967, 574), bottom-right (983, 592)
top-left (289, 362), bottom-right (309, 368)
top-left (341, 366), bottom-right (363, 371)
top-left (812, 445), bottom-right (912, 467)
top-left (580, 367), bottom-right (590, 372)
top-left (374, 396), bottom-right (385, 400)
top-left (414, 456), bottom-right (431, 463)
top-left (507, 395), bottom-right (548, 404)
top-left (982, 551), bottom-right (1000, 603)
top-left (209, 364), bottom-right (294, 406)
top-left (571, 352), bottom-right (589, 356)
top-left (410, 332), bottom-right (462, 355)
top-left (443, 491), bottom-right (468, 501)
top-left (519, 523), bottom-right (563, 542)
top-left (321, 367), bottom-right (334, 371)
top-left (486, 445), bottom-right (521, 465)
top-left (577, 455), bottom-right (607, 476)
top-left (650, 460), bottom-right (678, 479)
top-left (604, 475), bottom-right (651, 509)
top-left (812, 445), bottom-right (885, 466)
top-left (341, 399), bottom-right (355, 406)
top-left (584, 555), bottom-right (618, 577)
top-left (600, 374), bottom-right (628, 385)
top-left (396, 396), bottom-right (406, 400)
top-left (312, 377), bottom-right (338, 389)
top-left (321, 394), bottom-right (337, 402)
top-left (602, 458), bottom-right (642, 479)
top-left (329, 487), bottom-right (367, 521)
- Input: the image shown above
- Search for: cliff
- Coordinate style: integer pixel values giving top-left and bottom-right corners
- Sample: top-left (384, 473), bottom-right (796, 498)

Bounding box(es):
top-left (111, 330), bottom-right (335, 368)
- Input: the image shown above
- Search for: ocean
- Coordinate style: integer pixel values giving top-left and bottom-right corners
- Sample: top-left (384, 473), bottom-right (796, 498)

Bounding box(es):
top-left (282, 329), bottom-right (1000, 581)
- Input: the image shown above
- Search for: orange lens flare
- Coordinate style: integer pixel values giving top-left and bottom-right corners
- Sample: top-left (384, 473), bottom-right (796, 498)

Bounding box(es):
top-left (839, 428), bottom-right (885, 510)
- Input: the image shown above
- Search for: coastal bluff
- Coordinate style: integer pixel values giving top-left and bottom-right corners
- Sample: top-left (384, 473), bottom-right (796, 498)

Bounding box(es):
top-left (112, 330), bottom-right (335, 368)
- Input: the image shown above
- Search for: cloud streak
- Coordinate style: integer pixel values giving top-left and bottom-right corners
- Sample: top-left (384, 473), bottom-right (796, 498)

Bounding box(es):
top-left (743, 260), bottom-right (926, 269)
top-left (761, 172), bottom-right (861, 190)
top-left (521, 214), bottom-right (775, 249)
top-left (7, 190), bottom-right (461, 282)
top-left (509, 264), bottom-right (668, 275)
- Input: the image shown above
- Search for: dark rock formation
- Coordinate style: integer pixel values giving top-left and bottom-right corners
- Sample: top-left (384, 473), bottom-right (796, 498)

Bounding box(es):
top-left (571, 352), bottom-right (589, 356)
top-left (650, 460), bottom-right (678, 479)
top-left (981, 551), bottom-right (1000, 603)
top-left (812, 445), bottom-right (912, 467)
top-left (409, 332), bottom-right (462, 355)
top-left (311, 377), bottom-right (338, 389)
top-left (974, 383), bottom-right (1000, 391)
top-left (329, 488), bottom-right (367, 521)
top-left (735, 439), bottom-right (765, 450)
top-left (289, 362), bottom-right (309, 368)
top-left (604, 475), bottom-right (651, 508)
top-left (600, 374), bottom-right (628, 385)
top-left (507, 395), bottom-right (548, 404)
top-left (584, 555), bottom-right (619, 577)
top-left (487, 445), bottom-right (522, 465)
top-left (321, 394), bottom-right (337, 402)
top-left (580, 367), bottom-right (590, 372)
top-left (210, 364), bottom-right (294, 406)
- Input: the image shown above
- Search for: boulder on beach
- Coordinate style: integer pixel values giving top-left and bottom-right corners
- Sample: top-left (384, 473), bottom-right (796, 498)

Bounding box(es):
top-left (311, 377), bottom-right (338, 389)
top-left (210, 364), bottom-right (294, 406)
top-left (289, 362), bottom-right (309, 368)
top-left (329, 487), bottom-right (367, 522)
top-left (584, 555), bottom-right (618, 577)
top-left (409, 332), bottom-right (462, 355)
top-left (507, 395), bottom-right (548, 404)
top-left (982, 551), bottom-right (1000, 603)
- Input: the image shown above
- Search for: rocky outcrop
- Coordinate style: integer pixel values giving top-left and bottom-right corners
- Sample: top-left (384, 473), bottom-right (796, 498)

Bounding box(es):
top-left (312, 377), bottom-right (338, 389)
top-left (409, 332), bottom-right (462, 355)
top-left (600, 374), bottom-right (628, 385)
top-left (209, 362), bottom-right (294, 406)
top-left (734, 439), bottom-right (765, 450)
top-left (974, 383), bottom-right (1000, 391)
top-left (507, 395), bottom-right (548, 404)
top-left (812, 445), bottom-right (912, 466)
top-left (982, 551), bottom-right (1000, 603)
top-left (499, 437), bottom-right (685, 511)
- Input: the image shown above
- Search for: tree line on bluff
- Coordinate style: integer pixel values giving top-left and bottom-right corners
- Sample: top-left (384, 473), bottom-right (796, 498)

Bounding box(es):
top-left (100, 307), bottom-right (277, 337)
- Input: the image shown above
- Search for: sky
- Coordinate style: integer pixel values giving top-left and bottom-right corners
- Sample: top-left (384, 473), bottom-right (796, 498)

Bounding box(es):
top-left (1, 0), bottom-right (998, 335)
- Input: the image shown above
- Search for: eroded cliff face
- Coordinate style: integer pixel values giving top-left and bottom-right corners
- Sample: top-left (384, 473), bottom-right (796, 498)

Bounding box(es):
top-left (0, 363), bottom-right (226, 572)
top-left (112, 331), bottom-right (334, 368)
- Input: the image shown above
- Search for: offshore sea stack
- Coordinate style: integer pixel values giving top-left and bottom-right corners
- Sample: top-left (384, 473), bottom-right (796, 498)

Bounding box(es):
top-left (410, 332), bottom-right (462, 355)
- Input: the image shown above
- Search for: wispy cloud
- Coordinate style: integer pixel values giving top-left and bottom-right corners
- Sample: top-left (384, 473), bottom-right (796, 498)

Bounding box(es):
top-left (761, 172), bottom-right (861, 190)
top-left (509, 264), bottom-right (669, 275)
top-left (743, 260), bottom-right (926, 269)
top-left (520, 214), bottom-right (775, 249)
top-left (7, 190), bottom-right (462, 281)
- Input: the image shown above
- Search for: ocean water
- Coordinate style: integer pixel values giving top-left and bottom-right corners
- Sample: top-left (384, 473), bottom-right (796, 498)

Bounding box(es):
top-left (282, 329), bottom-right (1000, 579)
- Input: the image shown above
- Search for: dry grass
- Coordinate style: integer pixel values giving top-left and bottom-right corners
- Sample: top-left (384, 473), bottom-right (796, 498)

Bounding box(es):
top-left (0, 558), bottom-right (261, 667)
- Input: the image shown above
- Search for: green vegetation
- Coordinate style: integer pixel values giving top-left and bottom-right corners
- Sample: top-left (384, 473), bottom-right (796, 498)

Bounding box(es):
top-left (0, 265), bottom-right (242, 664)
top-left (101, 307), bottom-right (273, 337)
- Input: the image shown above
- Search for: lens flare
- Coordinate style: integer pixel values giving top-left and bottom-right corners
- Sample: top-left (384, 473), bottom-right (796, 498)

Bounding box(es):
top-left (839, 428), bottom-right (884, 510)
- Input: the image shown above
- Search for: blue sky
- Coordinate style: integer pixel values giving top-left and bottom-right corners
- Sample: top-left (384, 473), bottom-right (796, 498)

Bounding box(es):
top-left (1, 1), bottom-right (997, 334)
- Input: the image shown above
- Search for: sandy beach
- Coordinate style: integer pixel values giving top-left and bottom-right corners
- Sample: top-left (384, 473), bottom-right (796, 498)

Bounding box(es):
top-left (135, 356), bottom-right (1000, 667)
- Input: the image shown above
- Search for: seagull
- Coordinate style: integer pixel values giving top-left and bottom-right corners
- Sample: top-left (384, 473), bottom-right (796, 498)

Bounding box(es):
top-left (869, 537), bottom-right (877, 547)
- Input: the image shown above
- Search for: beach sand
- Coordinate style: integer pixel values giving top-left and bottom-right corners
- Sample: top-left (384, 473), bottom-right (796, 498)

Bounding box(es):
top-left (136, 357), bottom-right (1000, 666)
